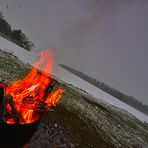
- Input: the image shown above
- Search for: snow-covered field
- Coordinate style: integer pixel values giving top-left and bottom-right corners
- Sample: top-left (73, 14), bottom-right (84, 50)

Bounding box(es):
top-left (0, 36), bottom-right (37, 64)
top-left (55, 66), bottom-right (148, 123)
top-left (0, 36), bottom-right (148, 123)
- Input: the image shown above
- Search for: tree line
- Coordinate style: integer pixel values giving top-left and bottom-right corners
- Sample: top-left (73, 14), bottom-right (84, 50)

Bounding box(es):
top-left (0, 12), bottom-right (34, 51)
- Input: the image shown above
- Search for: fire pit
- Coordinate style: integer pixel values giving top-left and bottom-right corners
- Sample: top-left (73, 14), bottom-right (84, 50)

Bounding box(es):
top-left (0, 82), bottom-right (62, 147)
top-left (0, 119), bottom-right (40, 147)
top-left (0, 86), bottom-right (40, 147)
top-left (0, 50), bottom-right (64, 147)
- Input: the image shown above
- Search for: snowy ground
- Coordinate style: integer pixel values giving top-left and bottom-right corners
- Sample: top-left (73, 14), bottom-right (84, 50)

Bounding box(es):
top-left (0, 36), bottom-right (147, 123)
top-left (55, 66), bottom-right (148, 123)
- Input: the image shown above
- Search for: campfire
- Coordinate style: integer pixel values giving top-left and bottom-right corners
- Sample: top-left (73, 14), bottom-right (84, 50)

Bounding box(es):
top-left (0, 49), bottom-right (64, 124)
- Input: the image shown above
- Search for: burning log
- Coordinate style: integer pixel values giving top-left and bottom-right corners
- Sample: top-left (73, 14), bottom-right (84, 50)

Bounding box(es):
top-left (5, 94), bottom-right (26, 124)
top-left (22, 97), bottom-right (53, 112)
top-left (0, 86), bottom-right (6, 123)
top-left (35, 106), bottom-right (54, 112)
top-left (43, 80), bottom-right (56, 99)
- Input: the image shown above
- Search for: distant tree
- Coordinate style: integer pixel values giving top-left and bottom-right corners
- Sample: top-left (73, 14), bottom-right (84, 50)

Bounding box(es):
top-left (11, 29), bottom-right (22, 41)
top-left (19, 32), bottom-right (34, 51)
top-left (0, 15), bottom-right (11, 36)
top-left (0, 11), bottom-right (34, 51)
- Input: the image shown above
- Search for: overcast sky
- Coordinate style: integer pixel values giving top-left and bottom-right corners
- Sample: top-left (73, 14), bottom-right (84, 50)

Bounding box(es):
top-left (0, 0), bottom-right (148, 105)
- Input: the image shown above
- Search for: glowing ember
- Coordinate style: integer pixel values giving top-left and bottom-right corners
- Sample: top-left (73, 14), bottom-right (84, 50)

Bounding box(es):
top-left (3, 49), bottom-right (64, 124)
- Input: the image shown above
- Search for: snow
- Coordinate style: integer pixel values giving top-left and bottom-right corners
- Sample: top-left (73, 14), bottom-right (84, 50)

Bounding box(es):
top-left (0, 36), bottom-right (37, 64)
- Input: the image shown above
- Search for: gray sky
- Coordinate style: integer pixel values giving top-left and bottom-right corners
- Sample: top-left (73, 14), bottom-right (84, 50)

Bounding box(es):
top-left (0, 0), bottom-right (148, 105)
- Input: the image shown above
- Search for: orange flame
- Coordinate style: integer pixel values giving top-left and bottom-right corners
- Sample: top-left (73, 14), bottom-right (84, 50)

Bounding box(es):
top-left (5, 49), bottom-right (64, 124)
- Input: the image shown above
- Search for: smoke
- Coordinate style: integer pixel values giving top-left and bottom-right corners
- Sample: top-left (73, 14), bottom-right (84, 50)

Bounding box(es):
top-left (56, 0), bottom-right (108, 66)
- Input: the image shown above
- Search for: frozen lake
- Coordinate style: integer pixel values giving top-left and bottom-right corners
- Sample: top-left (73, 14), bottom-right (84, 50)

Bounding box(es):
top-left (0, 36), bottom-right (148, 123)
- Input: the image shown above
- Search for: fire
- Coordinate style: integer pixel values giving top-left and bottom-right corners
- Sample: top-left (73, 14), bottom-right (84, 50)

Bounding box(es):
top-left (4, 49), bottom-right (64, 124)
